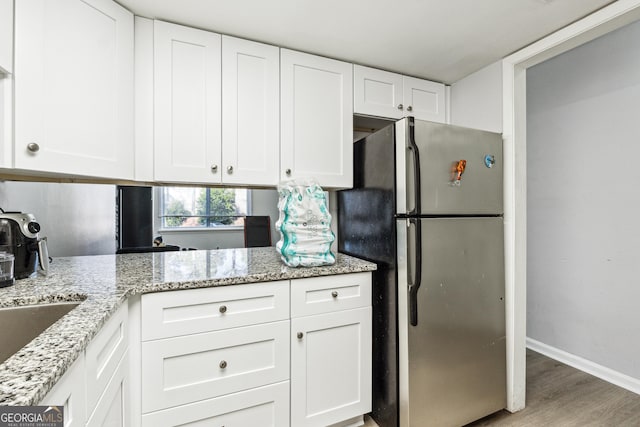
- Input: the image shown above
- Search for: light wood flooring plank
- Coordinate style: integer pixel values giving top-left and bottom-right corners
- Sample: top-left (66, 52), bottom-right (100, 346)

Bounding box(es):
top-left (466, 349), bottom-right (640, 426)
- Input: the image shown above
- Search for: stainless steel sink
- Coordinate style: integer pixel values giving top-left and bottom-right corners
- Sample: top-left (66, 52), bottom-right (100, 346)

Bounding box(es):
top-left (0, 302), bottom-right (80, 364)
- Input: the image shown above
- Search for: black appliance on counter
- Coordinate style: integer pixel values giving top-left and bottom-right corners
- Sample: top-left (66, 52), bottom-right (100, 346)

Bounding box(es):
top-left (116, 186), bottom-right (184, 254)
top-left (0, 212), bottom-right (49, 279)
top-left (116, 186), bottom-right (153, 251)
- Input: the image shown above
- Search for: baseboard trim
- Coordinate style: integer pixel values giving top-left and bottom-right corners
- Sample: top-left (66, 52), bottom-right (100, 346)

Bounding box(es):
top-left (526, 337), bottom-right (640, 395)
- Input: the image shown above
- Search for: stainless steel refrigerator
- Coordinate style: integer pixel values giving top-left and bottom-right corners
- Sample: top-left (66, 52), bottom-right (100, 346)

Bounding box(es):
top-left (338, 117), bottom-right (506, 427)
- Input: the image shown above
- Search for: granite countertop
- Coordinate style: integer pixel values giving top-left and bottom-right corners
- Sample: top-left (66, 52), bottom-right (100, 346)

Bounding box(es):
top-left (0, 247), bottom-right (376, 406)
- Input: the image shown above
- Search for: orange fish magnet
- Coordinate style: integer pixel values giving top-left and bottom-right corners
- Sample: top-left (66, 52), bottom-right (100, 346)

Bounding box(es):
top-left (451, 159), bottom-right (466, 186)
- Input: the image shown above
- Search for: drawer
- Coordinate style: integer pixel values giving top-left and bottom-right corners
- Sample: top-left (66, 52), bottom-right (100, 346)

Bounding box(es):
top-left (85, 303), bottom-right (128, 414)
top-left (141, 280), bottom-right (289, 341)
top-left (291, 272), bottom-right (371, 317)
top-left (141, 320), bottom-right (290, 413)
top-left (141, 380), bottom-right (290, 427)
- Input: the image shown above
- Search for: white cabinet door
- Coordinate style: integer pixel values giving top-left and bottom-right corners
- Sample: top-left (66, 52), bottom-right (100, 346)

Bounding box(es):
top-left (0, 0), bottom-right (12, 74)
top-left (222, 36), bottom-right (279, 186)
top-left (85, 304), bottom-right (128, 414)
top-left (353, 65), bottom-right (403, 119)
top-left (402, 75), bottom-right (446, 123)
top-left (281, 49), bottom-right (353, 188)
top-left (291, 307), bottom-right (372, 427)
top-left (154, 20), bottom-right (221, 184)
top-left (14, 0), bottom-right (133, 179)
top-left (86, 352), bottom-right (129, 427)
top-left (40, 355), bottom-right (86, 427)
top-left (141, 381), bottom-right (290, 427)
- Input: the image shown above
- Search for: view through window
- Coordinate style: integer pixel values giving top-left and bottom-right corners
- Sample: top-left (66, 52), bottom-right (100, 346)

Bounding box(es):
top-left (159, 187), bottom-right (249, 229)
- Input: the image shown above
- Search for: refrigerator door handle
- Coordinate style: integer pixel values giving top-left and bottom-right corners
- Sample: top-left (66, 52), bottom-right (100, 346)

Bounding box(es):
top-left (407, 117), bottom-right (422, 216)
top-left (408, 217), bottom-right (422, 326)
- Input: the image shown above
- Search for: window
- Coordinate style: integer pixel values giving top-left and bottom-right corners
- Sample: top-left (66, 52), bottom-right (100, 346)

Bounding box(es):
top-left (158, 187), bottom-right (250, 229)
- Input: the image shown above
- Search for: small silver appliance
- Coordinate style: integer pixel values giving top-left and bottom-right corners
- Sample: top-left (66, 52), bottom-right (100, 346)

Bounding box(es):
top-left (0, 211), bottom-right (49, 280)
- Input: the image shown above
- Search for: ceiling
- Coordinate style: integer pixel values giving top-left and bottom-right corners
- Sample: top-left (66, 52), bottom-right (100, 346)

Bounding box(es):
top-left (118, 0), bottom-right (617, 84)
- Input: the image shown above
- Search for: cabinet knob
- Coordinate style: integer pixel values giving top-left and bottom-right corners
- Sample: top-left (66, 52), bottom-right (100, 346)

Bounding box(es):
top-left (27, 143), bottom-right (40, 153)
top-left (407, 105), bottom-right (413, 112)
top-left (397, 104), bottom-right (404, 110)
top-left (331, 291), bottom-right (338, 298)
top-left (219, 305), bottom-right (227, 314)
top-left (285, 169), bottom-right (292, 176)
top-left (219, 360), bottom-right (227, 369)
top-left (297, 332), bottom-right (304, 339)
top-left (211, 164), bottom-right (218, 173)
top-left (227, 166), bottom-right (233, 174)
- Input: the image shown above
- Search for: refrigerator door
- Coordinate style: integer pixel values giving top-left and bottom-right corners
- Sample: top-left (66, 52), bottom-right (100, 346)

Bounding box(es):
top-left (398, 118), bottom-right (503, 216)
top-left (398, 217), bottom-right (506, 427)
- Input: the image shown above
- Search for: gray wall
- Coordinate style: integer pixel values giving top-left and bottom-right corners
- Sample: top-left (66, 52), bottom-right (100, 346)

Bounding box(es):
top-left (0, 181), bottom-right (116, 257)
top-left (527, 20), bottom-right (640, 379)
top-left (450, 61), bottom-right (503, 133)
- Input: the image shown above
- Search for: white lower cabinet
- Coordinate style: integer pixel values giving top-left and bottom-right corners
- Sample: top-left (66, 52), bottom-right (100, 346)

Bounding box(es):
top-left (139, 281), bottom-right (291, 426)
top-left (141, 381), bottom-right (289, 427)
top-left (291, 307), bottom-right (372, 427)
top-left (40, 304), bottom-right (129, 427)
top-left (136, 273), bottom-right (372, 427)
top-left (41, 355), bottom-right (86, 427)
top-left (85, 304), bottom-right (128, 414)
top-left (86, 352), bottom-right (129, 427)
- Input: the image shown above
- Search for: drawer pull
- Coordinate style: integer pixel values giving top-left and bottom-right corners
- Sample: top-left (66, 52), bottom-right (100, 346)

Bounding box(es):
top-left (219, 305), bottom-right (227, 314)
top-left (331, 291), bottom-right (339, 298)
top-left (297, 332), bottom-right (304, 340)
top-left (219, 360), bottom-right (227, 369)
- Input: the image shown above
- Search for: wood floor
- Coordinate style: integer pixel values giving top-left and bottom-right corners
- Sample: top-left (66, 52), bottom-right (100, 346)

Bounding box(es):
top-left (467, 349), bottom-right (640, 427)
top-left (366, 349), bottom-right (640, 427)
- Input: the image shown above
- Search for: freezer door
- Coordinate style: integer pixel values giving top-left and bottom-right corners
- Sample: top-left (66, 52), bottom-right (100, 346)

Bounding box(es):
top-left (399, 119), bottom-right (503, 215)
top-left (398, 217), bottom-right (506, 427)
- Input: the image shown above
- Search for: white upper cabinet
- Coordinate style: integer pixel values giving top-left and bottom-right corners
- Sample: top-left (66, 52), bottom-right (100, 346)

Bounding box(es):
top-left (280, 49), bottom-right (353, 189)
top-left (154, 20), bottom-right (222, 183)
top-left (14, 0), bottom-right (134, 179)
top-left (222, 36), bottom-right (279, 186)
top-left (0, 0), bottom-right (13, 73)
top-left (353, 65), bottom-right (404, 119)
top-left (402, 75), bottom-right (446, 122)
top-left (354, 64), bottom-right (446, 123)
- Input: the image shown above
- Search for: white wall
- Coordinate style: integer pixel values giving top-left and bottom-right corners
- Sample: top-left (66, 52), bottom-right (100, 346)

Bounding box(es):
top-left (527, 19), bottom-right (640, 379)
top-left (155, 188), bottom-right (279, 250)
top-left (450, 61), bottom-right (503, 133)
top-left (0, 181), bottom-right (116, 257)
